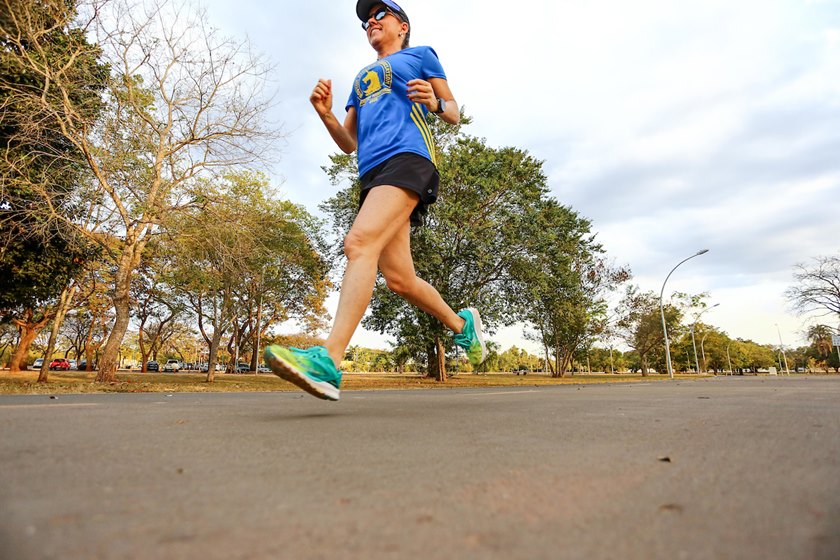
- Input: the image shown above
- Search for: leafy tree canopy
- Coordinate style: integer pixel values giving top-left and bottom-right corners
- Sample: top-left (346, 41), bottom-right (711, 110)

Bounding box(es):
top-left (1, 0), bottom-right (107, 315)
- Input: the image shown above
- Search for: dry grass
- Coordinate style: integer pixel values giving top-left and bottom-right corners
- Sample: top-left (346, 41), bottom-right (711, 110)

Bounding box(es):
top-left (0, 369), bottom-right (714, 395)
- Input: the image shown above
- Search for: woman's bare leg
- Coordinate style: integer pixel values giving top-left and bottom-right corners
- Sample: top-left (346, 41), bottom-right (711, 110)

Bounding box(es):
top-left (377, 222), bottom-right (466, 333)
top-left (323, 186), bottom-right (418, 367)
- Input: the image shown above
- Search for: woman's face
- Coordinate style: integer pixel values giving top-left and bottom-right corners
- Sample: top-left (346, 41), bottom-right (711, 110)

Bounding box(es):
top-left (365, 4), bottom-right (404, 48)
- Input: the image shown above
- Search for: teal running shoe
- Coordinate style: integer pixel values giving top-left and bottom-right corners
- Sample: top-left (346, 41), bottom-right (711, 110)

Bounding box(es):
top-left (454, 308), bottom-right (487, 366)
top-left (263, 345), bottom-right (341, 401)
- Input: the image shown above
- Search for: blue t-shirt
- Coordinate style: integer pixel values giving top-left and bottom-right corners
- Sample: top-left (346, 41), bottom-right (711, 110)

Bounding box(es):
top-left (346, 46), bottom-right (447, 177)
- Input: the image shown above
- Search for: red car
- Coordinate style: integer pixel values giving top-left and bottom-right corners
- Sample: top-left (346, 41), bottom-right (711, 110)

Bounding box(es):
top-left (49, 358), bottom-right (71, 370)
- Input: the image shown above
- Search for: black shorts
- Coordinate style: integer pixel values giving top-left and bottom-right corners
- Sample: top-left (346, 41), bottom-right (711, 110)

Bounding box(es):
top-left (359, 153), bottom-right (439, 227)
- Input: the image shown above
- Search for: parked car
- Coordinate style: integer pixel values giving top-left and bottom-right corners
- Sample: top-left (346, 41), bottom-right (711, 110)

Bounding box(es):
top-left (49, 358), bottom-right (71, 370)
top-left (257, 364), bottom-right (271, 374)
top-left (32, 358), bottom-right (45, 369)
top-left (68, 360), bottom-right (77, 370)
top-left (146, 361), bottom-right (160, 372)
top-left (77, 360), bottom-right (95, 371)
top-left (235, 362), bottom-right (251, 373)
top-left (163, 359), bottom-right (181, 372)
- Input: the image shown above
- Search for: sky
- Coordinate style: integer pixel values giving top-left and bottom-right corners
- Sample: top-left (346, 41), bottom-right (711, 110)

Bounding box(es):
top-left (198, 0), bottom-right (840, 353)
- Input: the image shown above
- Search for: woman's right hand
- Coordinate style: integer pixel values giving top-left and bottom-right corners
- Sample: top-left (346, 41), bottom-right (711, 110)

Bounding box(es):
top-left (310, 79), bottom-right (333, 117)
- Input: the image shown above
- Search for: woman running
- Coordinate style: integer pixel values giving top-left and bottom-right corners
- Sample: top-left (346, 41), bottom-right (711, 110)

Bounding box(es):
top-left (264, 0), bottom-right (486, 401)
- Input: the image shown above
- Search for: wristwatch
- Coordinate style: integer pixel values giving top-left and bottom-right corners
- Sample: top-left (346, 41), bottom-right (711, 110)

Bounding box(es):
top-left (433, 97), bottom-right (446, 114)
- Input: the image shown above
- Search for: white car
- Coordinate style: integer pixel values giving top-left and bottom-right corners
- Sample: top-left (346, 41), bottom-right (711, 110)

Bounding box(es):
top-left (32, 358), bottom-right (45, 369)
top-left (163, 359), bottom-right (181, 372)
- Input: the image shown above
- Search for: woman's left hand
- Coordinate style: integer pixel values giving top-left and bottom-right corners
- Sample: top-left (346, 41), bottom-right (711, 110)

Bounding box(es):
top-left (407, 79), bottom-right (439, 112)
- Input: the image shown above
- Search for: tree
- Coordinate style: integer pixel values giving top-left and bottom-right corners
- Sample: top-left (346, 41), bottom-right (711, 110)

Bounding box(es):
top-left (513, 198), bottom-right (630, 377)
top-left (786, 255), bottom-right (840, 322)
top-left (1, 0), bottom-right (106, 372)
top-left (806, 324), bottom-right (835, 359)
top-left (131, 251), bottom-right (183, 372)
top-left (804, 324), bottom-right (838, 372)
top-left (2, 0), bottom-right (277, 382)
top-left (495, 346), bottom-right (542, 373)
top-left (0, 322), bottom-right (17, 366)
top-left (69, 261), bottom-right (112, 370)
top-left (696, 327), bottom-right (729, 373)
top-left (166, 172), bottom-right (329, 382)
top-left (615, 286), bottom-right (686, 375)
top-left (732, 340), bottom-right (775, 373)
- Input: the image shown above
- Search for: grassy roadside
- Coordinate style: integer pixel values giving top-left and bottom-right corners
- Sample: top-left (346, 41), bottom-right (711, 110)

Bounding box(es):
top-left (0, 369), bottom-right (715, 395)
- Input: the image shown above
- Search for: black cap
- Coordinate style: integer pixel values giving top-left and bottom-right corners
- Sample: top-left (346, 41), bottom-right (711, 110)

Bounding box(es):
top-left (356, 0), bottom-right (410, 24)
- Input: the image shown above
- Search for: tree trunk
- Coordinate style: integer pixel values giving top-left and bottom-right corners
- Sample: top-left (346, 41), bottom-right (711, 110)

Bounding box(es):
top-left (206, 328), bottom-right (224, 383)
top-left (139, 349), bottom-right (150, 373)
top-left (425, 342), bottom-right (437, 379)
top-left (82, 316), bottom-right (104, 371)
top-left (436, 336), bottom-right (447, 382)
top-left (138, 319), bottom-right (148, 372)
top-left (426, 338), bottom-right (448, 382)
top-left (251, 295), bottom-right (263, 372)
top-left (9, 310), bottom-right (50, 373)
top-left (555, 349), bottom-right (566, 378)
top-left (544, 344), bottom-right (555, 377)
top-left (96, 238), bottom-right (146, 382)
top-left (38, 284), bottom-right (77, 383)
top-left (96, 290), bottom-right (130, 382)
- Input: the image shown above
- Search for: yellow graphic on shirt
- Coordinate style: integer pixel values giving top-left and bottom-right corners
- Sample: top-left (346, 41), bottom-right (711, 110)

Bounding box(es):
top-left (355, 60), bottom-right (392, 106)
top-left (362, 70), bottom-right (382, 96)
top-left (410, 103), bottom-right (437, 166)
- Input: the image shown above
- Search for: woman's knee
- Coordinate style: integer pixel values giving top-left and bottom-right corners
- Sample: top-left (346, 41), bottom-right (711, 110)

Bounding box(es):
top-left (343, 228), bottom-right (377, 261)
top-left (384, 272), bottom-right (415, 297)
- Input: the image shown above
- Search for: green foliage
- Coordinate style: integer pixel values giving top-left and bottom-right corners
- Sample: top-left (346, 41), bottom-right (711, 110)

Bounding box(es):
top-left (802, 324), bottom-right (840, 371)
top-left (163, 171), bottom-right (331, 373)
top-left (0, 221), bottom-right (89, 317)
top-left (341, 346), bottom-right (396, 373)
top-left (494, 346), bottom-right (543, 372)
top-left (511, 198), bottom-right (631, 376)
top-left (585, 347), bottom-right (627, 373)
top-left (615, 286), bottom-right (689, 374)
top-left (0, 0), bottom-right (107, 320)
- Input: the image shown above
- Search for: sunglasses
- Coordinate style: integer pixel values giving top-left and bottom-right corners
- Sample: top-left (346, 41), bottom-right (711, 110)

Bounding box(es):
top-left (362, 8), bottom-right (397, 30)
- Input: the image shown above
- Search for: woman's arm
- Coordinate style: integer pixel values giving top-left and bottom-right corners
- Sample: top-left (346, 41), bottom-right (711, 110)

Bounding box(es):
top-left (311, 78), bottom-right (358, 154)
top-left (407, 77), bottom-right (460, 125)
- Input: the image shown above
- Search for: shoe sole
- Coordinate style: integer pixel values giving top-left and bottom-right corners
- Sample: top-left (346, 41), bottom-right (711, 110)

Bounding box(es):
top-left (264, 350), bottom-right (340, 402)
top-left (465, 307), bottom-right (488, 365)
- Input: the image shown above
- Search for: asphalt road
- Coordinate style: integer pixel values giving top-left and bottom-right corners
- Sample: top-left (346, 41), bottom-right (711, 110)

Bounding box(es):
top-left (1, 376), bottom-right (838, 560)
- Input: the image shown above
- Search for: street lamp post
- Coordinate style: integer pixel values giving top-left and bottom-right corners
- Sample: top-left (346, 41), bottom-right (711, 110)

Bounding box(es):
top-left (775, 324), bottom-right (791, 375)
top-left (690, 325), bottom-right (698, 374)
top-left (660, 249), bottom-right (710, 379)
top-left (255, 265), bottom-right (266, 373)
top-left (690, 303), bottom-right (719, 374)
top-left (726, 342), bottom-right (734, 376)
